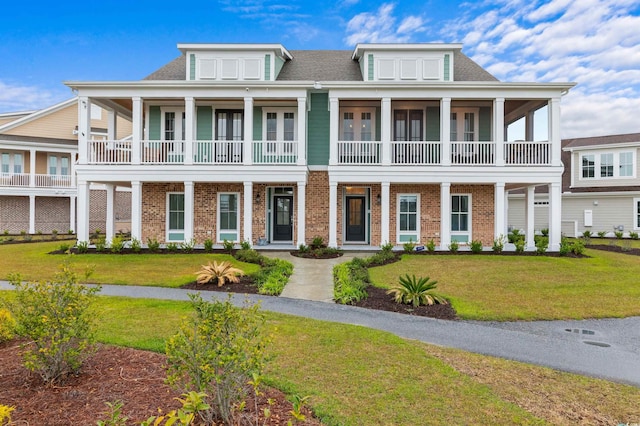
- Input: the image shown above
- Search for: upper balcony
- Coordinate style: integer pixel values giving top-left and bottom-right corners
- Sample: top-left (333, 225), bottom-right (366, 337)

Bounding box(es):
top-left (0, 173), bottom-right (74, 189)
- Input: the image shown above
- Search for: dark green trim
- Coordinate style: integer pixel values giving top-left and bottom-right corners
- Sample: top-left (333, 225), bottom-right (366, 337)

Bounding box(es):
top-left (444, 54), bottom-right (450, 81)
top-left (375, 107), bottom-right (381, 141)
top-left (307, 93), bottom-right (330, 165)
top-left (479, 107), bottom-right (491, 141)
top-left (426, 107), bottom-right (440, 141)
top-left (264, 54), bottom-right (271, 80)
top-left (196, 106), bottom-right (212, 140)
top-left (368, 54), bottom-right (374, 81)
top-left (149, 106), bottom-right (161, 140)
top-left (189, 54), bottom-right (196, 80)
top-left (253, 106), bottom-right (263, 140)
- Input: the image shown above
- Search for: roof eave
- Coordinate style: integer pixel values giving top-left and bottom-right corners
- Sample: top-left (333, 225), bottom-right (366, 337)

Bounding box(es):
top-left (352, 43), bottom-right (464, 60)
top-left (177, 43), bottom-right (293, 60)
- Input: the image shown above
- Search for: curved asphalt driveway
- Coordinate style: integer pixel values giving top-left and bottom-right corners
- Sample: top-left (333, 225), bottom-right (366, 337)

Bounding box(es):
top-left (2, 281), bottom-right (638, 387)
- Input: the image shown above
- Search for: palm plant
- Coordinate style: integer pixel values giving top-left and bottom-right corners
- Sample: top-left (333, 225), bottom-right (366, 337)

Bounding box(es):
top-left (196, 261), bottom-right (244, 287)
top-left (387, 274), bottom-right (448, 307)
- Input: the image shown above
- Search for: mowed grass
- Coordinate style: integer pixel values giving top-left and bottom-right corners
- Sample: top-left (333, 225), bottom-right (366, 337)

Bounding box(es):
top-left (0, 241), bottom-right (259, 287)
top-left (369, 249), bottom-right (640, 320)
top-left (3, 292), bottom-right (636, 426)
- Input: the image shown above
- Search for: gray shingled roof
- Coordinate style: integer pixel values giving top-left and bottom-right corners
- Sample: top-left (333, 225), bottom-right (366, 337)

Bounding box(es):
top-left (143, 49), bottom-right (497, 82)
top-left (563, 133), bottom-right (640, 149)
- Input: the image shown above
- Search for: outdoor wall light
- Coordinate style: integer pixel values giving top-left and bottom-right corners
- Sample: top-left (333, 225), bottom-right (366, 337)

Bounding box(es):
top-left (255, 193), bottom-right (261, 204)
top-left (376, 193), bottom-right (381, 205)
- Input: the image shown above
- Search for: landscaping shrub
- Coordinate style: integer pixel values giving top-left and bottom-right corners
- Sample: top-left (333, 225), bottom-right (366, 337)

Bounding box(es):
top-left (130, 238), bottom-right (142, 253)
top-left (0, 308), bottom-right (16, 343)
top-left (571, 240), bottom-right (586, 255)
top-left (298, 243), bottom-right (310, 253)
top-left (387, 274), bottom-right (448, 307)
top-left (76, 241), bottom-right (89, 254)
top-left (559, 238), bottom-right (571, 256)
top-left (234, 248), bottom-right (264, 265)
top-left (233, 249), bottom-right (293, 295)
top-left (310, 236), bottom-right (325, 250)
top-left (180, 238), bottom-right (195, 253)
top-left (470, 239), bottom-right (483, 254)
top-left (222, 239), bottom-right (234, 253)
top-left (95, 237), bottom-right (107, 252)
top-left (426, 239), bottom-right (436, 253)
top-left (492, 235), bottom-right (505, 253)
top-left (109, 236), bottom-right (125, 253)
top-left (166, 242), bottom-right (179, 253)
top-left (0, 405), bottom-right (14, 425)
top-left (448, 241), bottom-right (459, 254)
top-left (165, 294), bottom-right (271, 426)
top-left (536, 237), bottom-right (548, 254)
top-left (196, 261), bottom-right (244, 286)
top-left (515, 238), bottom-right (525, 254)
top-left (333, 261), bottom-right (368, 304)
top-left (240, 240), bottom-right (252, 250)
top-left (597, 231), bottom-right (607, 238)
top-left (540, 228), bottom-right (549, 237)
top-left (402, 240), bottom-right (416, 253)
top-left (581, 230), bottom-right (592, 244)
top-left (630, 231), bottom-right (639, 240)
top-left (203, 238), bottom-right (214, 253)
top-left (147, 238), bottom-right (160, 253)
top-left (365, 250), bottom-right (398, 267)
top-left (508, 229), bottom-right (524, 243)
top-left (614, 230), bottom-right (624, 240)
top-left (7, 264), bottom-right (100, 384)
top-left (57, 243), bottom-right (71, 254)
top-left (380, 241), bottom-right (394, 253)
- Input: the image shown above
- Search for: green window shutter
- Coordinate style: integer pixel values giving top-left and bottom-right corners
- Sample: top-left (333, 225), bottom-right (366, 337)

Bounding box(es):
top-left (307, 93), bottom-right (330, 165)
top-left (444, 54), bottom-right (450, 81)
top-left (375, 107), bottom-right (381, 141)
top-left (426, 107), bottom-right (441, 141)
top-left (189, 54), bottom-right (196, 80)
top-left (264, 55), bottom-right (271, 80)
top-left (196, 106), bottom-right (213, 140)
top-left (368, 54), bottom-right (374, 81)
top-left (149, 106), bottom-right (161, 140)
top-left (479, 107), bottom-right (491, 141)
top-left (253, 106), bottom-right (263, 140)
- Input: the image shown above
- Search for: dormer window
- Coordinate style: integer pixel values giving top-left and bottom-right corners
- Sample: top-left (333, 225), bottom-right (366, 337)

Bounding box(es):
top-left (580, 151), bottom-right (635, 179)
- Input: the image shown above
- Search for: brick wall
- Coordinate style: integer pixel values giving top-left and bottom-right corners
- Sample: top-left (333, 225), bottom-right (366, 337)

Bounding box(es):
top-left (141, 183), bottom-right (184, 243)
top-left (389, 184), bottom-right (441, 245)
top-left (0, 196), bottom-right (29, 233)
top-left (35, 197), bottom-right (70, 233)
top-left (89, 189), bottom-right (132, 234)
top-left (305, 172), bottom-right (330, 245)
top-left (451, 184), bottom-right (495, 245)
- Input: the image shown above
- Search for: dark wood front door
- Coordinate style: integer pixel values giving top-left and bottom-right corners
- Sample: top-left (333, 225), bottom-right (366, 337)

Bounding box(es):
top-left (273, 195), bottom-right (293, 241)
top-left (345, 196), bottom-right (366, 242)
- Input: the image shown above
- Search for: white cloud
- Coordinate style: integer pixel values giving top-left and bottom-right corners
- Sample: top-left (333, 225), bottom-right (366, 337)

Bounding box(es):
top-left (0, 81), bottom-right (67, 113)
top-left (344, 3), bottom-right (426, 45)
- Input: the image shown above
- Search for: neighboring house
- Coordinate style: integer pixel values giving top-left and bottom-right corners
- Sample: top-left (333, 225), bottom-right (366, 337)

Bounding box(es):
top-left (66, 43), bottom-right (574, 249)
top-left (0, 98), bottom-right (132, 234)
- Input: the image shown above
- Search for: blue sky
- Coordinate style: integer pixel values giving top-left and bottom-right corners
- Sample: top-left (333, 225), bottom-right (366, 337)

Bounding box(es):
top-left (1, 0), bottom-right (639, 138)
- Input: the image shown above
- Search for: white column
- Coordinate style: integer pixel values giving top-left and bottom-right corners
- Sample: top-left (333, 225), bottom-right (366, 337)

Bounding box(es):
top-left (441, 98), bottom-right (451, 166)
top-left (494, 182), bottom-right (506, 239)
top-left (243, 98), bottom-right (253, 165)
top-left (329, 97), bottom-right (339, 165)
top-left (78, 97), bottom-right (91, 164)
top-left (184, 181), bottom-right (194, 242)
top-left (380, 181), bottom-right (390, 245)
top-left (107, 110), bottom-right (117, 141)
top-left (494, 98), bottom-right (505, 166)
top-left (549, 182), bottom-right (562, 251)
top-left (29, 148), bottom-right (36, 187)
top-left (549, 97), bottom-right (562, 167)
top-left (525, 110), bottom-right (535, 142)
top-left (69, 195), bottom-right (76, 234)
top-left (184, 97), bottom-right (195, 165)
top-left (132, 97), bottom-right (142, 165)
top-left (381, 98), bottom-right (391, 166)
top-left (297, 97), bottom-right (307, 166)
top-left (296, 181), bottom-right (306, 246)
top-left (28, 195), bottom-right (35, 234)
top-left (504, 190), bottom-right (510, 236)
top-left (243, 181), bottom-right (253, 244)
top-left (105, 184), bottom-right (116, 241)
top-left (130, 181), bottom-right (142, 241)
top-left (440, 182), bottom-right (451, 250)
top-left (329, 181), bottom-right (338, 247)
top-left (77, 181), bottom-right (90, 243)
top-left (525, 186), bottom-right (536, 249)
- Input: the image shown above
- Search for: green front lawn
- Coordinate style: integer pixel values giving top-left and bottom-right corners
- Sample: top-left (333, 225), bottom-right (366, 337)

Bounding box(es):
top-left (369, 249), bottom-right (640, 320)
top-left (0, 241), bottom-right (259, 287)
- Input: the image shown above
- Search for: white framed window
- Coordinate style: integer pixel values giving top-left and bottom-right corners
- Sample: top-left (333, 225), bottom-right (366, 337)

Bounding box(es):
top-left (635, 198), bottom-right (640, 230)
top-left (397, 194), bottom-right (419, 243)
top-left (339, 108), bottom-right (376, 141)
top-left (451, 194), bottom-right (471, 243)
top-left (218, 192), bottom-right (239, 242)
top-left (581, 150), bottom-right (636, 179)
top-left (1, 152), bottom-right (23, 174)
top-left (166, 193), bottom-right (185, 242)
top-left (160, 108), bottom-right (186, 141)
top-left (450, 108), bottom-right (479, 141)
top-left (263, 109), bottom-right (296, 153)
top-left (48, 154), bottom-right (70, 176)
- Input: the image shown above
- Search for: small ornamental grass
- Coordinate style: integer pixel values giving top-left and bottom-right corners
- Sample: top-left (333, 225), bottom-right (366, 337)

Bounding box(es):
top-left (387, 274), bottom-right (449, 307)
top-left (196, 261), bottom-right (244, 286)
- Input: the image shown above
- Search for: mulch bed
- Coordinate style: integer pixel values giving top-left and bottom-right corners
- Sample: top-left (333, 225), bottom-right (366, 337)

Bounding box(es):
top-left (290, 251), bottom-right (343, 259)
top-left (352, 286), bottom-right (458, 320)
top-left (181, 276), bottom-right (260, 294)
top-left (586, 243), bottom-right (640, 256)
top-left (0, 340), bottom-right (319, 426)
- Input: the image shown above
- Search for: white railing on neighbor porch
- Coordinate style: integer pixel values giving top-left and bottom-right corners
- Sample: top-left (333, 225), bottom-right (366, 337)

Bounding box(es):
top-left (142, 141), bottom-right (185, 164)
top-left (88, 140), bottom-right (131, 164)
top-left (451, 141), bottom-right (496, 165)
top-left (337, 141), bottom-right (381, 165)
top-left (252, 140), bottom-right (298, 164)
top-left (193, 141), bottom-right (244, 164)
top-left (34, 174), bottom-right (73, 188)
top-left (0, 172), bottom-right (29, 186)
top-left (504, 141), bottom-right (551, 165)
top-left (391, 141), bottom-right (441, 165)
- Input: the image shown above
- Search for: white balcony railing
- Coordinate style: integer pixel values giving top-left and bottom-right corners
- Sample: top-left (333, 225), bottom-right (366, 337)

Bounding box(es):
top-left (88, 140), bottom-right (132, 164)
top-left (391, 141), bottom-right (441, 165)
top-left (504, 141), bottom-right (551, 165)
top-left (451, 142), bottom-right (495, 165)
top-left (252, 140), bottom-right (297, 164)
top-left (0, 173), bottom-right (29, 186)
top-left (142, 141), bottom-right (185, 164)
top-left (193, 141), bottom-right (244, 164)
top-left (34, 174), bottom-right (73, 188)
top-left (337, 141), bottom-right (381, 165)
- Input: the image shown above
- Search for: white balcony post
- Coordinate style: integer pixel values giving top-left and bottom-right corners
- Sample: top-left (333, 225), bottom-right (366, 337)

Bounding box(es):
top-left (329, 181), bottom-right (338, 247)
top-left (132, 97), bottom-right (142, 165)
top-left (184, 181), bottom-right (194, 242)
top-left (131, 181), bottom-right (142, 241)
top-left (329, 97), bottom-right (339, 166)
top-left (494, 182), bottom-right (506, 239)
top-left (28, 195), bottom-right (35, 234)
top-left (78, 97), bottom-right (91, 164)
top-left (549, 182), bottom-right (562, 251)
top-left (504, 190), bottom-right (510, 236)
top-left (243, 98), bottom-right (253, 165)
top-left (243, 182), bottom-right (253, 243)
top-left (77, 181), bottom-right (90, 243)
top-left (184, 97), bottom-right (194, 165)
top-left (549, 97), bottom-right (562, 167)
top-left (525, 186), bottom-right (536, 250)
top-left (494, 98), bottom-right (505, 166)
top-left (440, 183), bottom-right (451, 250)
top-left (69, 195), bottom-right (76, 234)
top-left (107, 109), bottom-right (117, 141)
top-left (296, 181), bottom-right (306, 246)
top-left (380, 182), bottom-right (390, 245)
top-left (297, 97), bottom-right (307, 166)
top-left (381, 98), bottom-right (391, 166)
top-left (105, 184), bottom-right (115, 242)
top-left (441, 98), bottom-right (451, 166)
top-left (29, 148), bottom-right (36, 187)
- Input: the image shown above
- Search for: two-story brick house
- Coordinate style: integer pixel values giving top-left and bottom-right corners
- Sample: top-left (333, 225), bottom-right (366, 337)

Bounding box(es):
top-left (66, 43), bottom-right (574, 250)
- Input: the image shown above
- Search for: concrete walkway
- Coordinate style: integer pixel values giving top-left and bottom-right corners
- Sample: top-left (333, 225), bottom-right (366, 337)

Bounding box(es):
top-left (2, 259), bottom-right (639, 387)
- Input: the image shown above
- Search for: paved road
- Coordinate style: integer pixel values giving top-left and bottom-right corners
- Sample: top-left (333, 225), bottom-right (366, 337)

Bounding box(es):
top-left (2, 280), bottom-right (639, 387)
